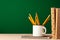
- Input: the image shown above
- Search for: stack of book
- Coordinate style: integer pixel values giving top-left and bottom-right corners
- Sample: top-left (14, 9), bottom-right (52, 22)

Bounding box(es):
top-left (51, 8), bottom-right (60, 39)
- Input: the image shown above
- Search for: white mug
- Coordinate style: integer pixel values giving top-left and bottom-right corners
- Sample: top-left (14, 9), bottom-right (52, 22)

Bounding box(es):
top-left (33, 25), bottom-right (46, 36)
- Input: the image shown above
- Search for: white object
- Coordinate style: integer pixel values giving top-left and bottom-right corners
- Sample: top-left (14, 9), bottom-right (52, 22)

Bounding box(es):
top-left (33, 25), bottom-right (46, 36)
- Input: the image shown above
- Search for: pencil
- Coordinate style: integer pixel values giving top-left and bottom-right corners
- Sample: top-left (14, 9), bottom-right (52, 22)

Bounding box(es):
top-left (28, 13), bottom-right (36, 25)
top-left (35, 12), bottom-right (40, 25)
top-left (42, 14), bottom-right (50, 26)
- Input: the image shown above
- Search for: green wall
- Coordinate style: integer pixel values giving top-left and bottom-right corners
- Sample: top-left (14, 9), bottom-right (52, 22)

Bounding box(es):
top-left (0, 0), bottom-right (59, 34)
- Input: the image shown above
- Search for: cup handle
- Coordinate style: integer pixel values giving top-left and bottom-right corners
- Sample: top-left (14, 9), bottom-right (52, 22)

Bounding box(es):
top-left (42, 27), bottom-right (46, 34)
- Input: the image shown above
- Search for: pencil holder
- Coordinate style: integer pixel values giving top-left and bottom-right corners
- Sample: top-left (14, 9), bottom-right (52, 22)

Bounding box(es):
top-left (32, 25), bottom-right (46, 36)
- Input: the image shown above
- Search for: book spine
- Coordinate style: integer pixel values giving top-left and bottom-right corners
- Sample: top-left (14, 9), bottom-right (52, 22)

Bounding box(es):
top-left (51, 8), bottom-right (56, 39)
top-left (56, 8), bottom-right (60, 39)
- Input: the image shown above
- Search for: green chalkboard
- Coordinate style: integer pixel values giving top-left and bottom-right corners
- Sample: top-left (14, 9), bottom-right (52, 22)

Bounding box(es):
top-left (0, 0), bottom-right (60, 34)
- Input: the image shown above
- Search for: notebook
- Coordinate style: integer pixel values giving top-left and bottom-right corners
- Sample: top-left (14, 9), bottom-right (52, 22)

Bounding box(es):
top-left (56, 8), bottom-right (60, 39)
top-left (51, 8), bottom-right (56, 39)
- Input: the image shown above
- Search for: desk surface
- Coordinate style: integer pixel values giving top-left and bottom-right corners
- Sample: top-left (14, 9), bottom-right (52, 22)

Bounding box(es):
top-left (0, 34), bottom-right (51, 40)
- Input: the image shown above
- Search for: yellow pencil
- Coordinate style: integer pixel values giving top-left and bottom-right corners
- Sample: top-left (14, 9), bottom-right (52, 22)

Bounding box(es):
top-left (42, 14), bottom-right (50, 26)
top-left (28, 13), bottom-right (36, 25)
top-left (35, 12), bottom-right (40, 25)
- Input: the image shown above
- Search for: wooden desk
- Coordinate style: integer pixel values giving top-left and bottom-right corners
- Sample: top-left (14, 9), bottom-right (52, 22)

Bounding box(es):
top-left (0, 34), bottom-right (51, 40)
